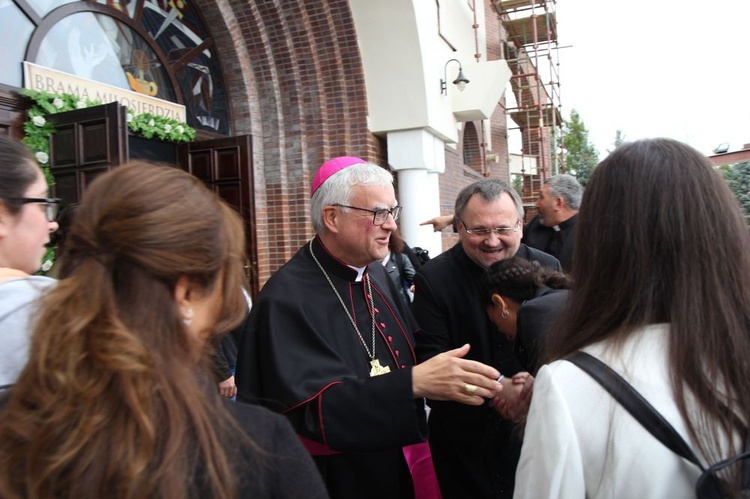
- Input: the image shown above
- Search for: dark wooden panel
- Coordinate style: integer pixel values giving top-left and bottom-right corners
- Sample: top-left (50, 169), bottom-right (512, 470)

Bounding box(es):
top-left (49, 125), bottom-right (77, 168)
top-left (216, 183), bottom-right (241, 211)
top-left (79, 120), bottom-right (110, 164)
top-left (49, 102), bottom-right (128, 170)
top-left (216, 147), bottom-right (240, 179)
top-left (0, 83), bottom-right (28, 140)
top-left (47, 103), bottom-right (127, 201)
top-left (188, 150), bottom-right (212, 180)
top-left (51, 172), bottom-right (79, 205)
top-left (177, 135), bottom-right (257, 296)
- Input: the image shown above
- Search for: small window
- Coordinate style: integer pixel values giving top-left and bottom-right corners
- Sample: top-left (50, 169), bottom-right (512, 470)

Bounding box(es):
top-left (463, 122), bottom-right (482, 172)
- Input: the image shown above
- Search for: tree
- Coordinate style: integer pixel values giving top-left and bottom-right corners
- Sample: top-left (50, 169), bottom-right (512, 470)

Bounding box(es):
top-left (610, 129), bottom-right (626, 152)
top-left (563, 109), bottom-right (599, 186)
top-left (720, 161), bottom-right (750, 224)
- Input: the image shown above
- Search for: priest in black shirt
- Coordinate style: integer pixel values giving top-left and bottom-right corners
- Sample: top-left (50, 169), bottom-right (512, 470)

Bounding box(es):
top-left (522, 173), bottom-right (582, 272)
top-left (235, 157), bottom-right (503, 499)
top-left (412, 179), bottom-right (560, 499)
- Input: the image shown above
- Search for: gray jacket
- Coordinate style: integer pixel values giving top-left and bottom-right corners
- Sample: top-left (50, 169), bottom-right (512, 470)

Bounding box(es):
top-left (0, 276), bottom-right (55, 389)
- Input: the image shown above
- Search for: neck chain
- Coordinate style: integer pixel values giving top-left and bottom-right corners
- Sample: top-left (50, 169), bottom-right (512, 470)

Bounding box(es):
top-left (308, 239), bottom-right (391, 376)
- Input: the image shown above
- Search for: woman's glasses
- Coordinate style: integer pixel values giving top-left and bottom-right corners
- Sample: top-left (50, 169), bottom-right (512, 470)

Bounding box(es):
top-left (11, 197), bottom-right (62, 222)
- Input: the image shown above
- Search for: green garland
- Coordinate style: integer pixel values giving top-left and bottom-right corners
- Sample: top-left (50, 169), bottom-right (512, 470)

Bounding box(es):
top-left (22, 88), bottom-right (196, 183)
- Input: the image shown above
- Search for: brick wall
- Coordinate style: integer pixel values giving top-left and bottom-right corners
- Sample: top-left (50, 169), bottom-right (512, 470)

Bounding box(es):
top-left (198, 0), bottom-right (385, 287)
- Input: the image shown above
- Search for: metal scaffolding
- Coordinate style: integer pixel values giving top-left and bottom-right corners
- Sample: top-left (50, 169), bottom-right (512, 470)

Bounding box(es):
top-left (491, 0), bottom-right (563, 205)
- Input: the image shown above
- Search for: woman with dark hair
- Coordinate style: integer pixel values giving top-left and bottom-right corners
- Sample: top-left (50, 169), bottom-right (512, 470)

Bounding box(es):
top-left (0, 135), bottom-right (59, 390)
top-left (482, 257), bottom-right (570, 420)
top-left (514, 138), bottom-right (750, 497)
top-left (0, 162), bottom-right (327, 499)
top-left (483, 256), bottom-right (570, 375)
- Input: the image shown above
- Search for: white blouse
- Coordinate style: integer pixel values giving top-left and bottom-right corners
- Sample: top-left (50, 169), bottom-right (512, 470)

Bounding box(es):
top-left (513, 324), bottom-right (728, 499)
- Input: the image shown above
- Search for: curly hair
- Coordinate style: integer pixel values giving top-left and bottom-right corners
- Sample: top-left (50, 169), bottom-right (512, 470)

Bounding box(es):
top-left (482, 256), bottom-right (571, 306)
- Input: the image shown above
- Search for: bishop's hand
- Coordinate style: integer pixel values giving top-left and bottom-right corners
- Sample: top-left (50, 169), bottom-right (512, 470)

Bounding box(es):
top-left (412, 344), bottom-right (503, 406)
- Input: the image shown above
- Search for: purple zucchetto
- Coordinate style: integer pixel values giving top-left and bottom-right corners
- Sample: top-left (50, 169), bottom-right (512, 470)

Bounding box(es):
top-left (310, 156), bottom-right (366, 196)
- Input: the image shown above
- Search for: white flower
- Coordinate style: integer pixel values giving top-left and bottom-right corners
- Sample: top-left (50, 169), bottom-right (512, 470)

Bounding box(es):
top-left (32, 116), bottom-right (46, 127)
top-left (148, 119), bottom-right (155, 127)
top-left (176, 125), bottom-right (184, 134)
top-left (126, 112), bottom-right (134, 123)
top-left (35, 151), bottom-right (49, 164)
top-left (163, 124), bottom-right (172, 133)
top-left (41, 260), bottom-right (53, 272)
top-left (76, 100), bottom-right (87, 109)
top-left (53, 97), bottom-right (64, 109)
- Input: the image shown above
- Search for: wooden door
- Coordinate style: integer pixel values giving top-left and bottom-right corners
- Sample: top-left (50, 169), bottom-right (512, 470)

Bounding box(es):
top-left (178, 136), bottom-right (258, 297)
top-left (0, 84), bottom-right (27, 139)
top-left (47, 102), bottom-right (128, 206)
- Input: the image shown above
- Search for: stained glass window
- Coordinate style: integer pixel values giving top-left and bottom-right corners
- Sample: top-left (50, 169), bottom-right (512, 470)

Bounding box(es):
top-left (3, 0), bottom-right (230, 136)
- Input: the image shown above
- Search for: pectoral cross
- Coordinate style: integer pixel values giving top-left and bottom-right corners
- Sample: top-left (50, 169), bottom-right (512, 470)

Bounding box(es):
top-left (369, 359), bottom-right (391, 377)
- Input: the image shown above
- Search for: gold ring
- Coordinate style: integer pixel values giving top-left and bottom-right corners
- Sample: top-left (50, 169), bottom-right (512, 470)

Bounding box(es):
top-left (464, 383), bottom-right (478, 394)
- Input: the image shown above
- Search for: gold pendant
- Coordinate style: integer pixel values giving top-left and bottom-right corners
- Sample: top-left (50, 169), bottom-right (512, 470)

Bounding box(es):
top-left (369, 359), bottom-right (391, 377)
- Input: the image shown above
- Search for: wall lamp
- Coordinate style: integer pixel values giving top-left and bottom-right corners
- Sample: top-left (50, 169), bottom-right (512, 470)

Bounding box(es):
top-left (440, 58), bottom-right (470, 95)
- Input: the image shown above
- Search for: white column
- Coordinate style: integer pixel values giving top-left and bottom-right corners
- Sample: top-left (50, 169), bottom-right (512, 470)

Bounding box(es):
top-left (387, 129), bottom-right (446, 258)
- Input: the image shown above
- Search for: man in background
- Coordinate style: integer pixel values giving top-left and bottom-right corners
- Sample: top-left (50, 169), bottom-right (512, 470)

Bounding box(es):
top-left (522, 173), bottom-right (582, 272)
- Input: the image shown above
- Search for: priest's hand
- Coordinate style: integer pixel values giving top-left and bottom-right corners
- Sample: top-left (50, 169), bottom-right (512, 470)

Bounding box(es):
top-left (419, 214), bottom-right (454, 232)
top-left (412, 343), bottom-right (503, 406)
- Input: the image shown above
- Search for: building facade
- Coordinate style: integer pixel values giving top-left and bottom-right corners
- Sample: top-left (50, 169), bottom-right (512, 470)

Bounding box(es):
top-left (0, 0), bottom-right (560, 292)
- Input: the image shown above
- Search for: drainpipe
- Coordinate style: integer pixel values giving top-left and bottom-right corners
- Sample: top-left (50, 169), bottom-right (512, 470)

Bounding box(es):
top-left (471, 0), bottom-right (490, 176)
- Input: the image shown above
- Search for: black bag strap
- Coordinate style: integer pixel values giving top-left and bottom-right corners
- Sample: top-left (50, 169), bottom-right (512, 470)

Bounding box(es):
top-left (567, 351), bottom-right (750, 498)
top-left (566, 351), bottom-right (705, 470)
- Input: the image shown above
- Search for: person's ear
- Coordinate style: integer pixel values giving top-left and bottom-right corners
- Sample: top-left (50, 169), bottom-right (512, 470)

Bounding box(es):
top-left (174, 276), bottom-right (195, 326)
top-left (322, 205), bottom-right (340, 233)
top-left (491, 293), bottom-right (506, 309)
top-left (0, 201), bottom-right (11, 237)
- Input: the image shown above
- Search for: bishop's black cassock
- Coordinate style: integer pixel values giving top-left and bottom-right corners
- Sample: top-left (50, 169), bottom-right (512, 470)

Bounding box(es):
top-left (235, 236), bottom-right (430, 499)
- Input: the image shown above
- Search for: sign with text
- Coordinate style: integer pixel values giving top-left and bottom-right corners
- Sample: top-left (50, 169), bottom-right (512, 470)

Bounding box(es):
top-left (23, 62), bottom-right (186, 122)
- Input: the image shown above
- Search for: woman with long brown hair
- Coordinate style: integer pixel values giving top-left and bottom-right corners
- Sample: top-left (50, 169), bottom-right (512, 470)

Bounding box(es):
top-left (0, 162), bottom-right (327, 498)
top-left (514, 138), bottom-right (750, 497)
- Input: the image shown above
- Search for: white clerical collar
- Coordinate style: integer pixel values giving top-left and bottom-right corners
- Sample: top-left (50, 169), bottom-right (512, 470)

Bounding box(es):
top-left (348, 265), bottom-right (367, 282)
top-left (552, 224), bottom-right (561, 232)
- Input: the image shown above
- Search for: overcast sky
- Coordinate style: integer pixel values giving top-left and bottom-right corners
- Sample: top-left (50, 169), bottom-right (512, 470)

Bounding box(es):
top-left (552, 0), bottom-right (750, 158)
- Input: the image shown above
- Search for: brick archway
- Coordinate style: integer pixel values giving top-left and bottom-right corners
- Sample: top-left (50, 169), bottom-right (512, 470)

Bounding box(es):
top-left (196, 0), bottom-right (380, 284)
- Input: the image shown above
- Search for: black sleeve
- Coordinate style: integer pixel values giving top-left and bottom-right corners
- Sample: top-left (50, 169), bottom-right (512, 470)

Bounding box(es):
top-left (211, 343), bottom-right (232, 382)
top-left (211, 315), bottom-right (245, 381)
top-left (516, 290), bottom-right (570, 373)
top-left (412, 269), bottom-right (452, 362)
